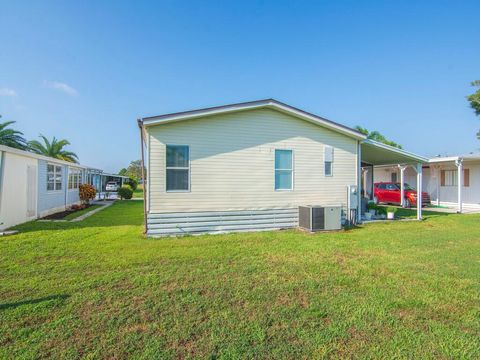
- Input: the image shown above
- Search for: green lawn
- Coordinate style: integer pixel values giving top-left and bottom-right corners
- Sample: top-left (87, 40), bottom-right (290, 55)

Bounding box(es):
top-left (132, 186), bottom-right (144, 199)
top-left (1, 202), bottom-right (479, 359)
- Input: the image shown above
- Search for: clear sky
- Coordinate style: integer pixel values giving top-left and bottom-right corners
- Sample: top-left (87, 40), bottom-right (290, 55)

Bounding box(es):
top-left (1, 1), bottom-right (479, 172)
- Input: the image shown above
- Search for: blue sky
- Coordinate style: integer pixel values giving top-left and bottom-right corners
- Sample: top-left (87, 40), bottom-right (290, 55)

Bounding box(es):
top-left (1, 1), bottom-right (479, 172)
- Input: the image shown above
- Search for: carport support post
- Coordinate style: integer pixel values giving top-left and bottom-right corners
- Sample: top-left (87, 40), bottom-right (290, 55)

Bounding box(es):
top-left (415, 163), bottom-right (423, 220)
top-left (398, 165), bottom-right (407, 207)
top-left (456, 159), bottom-right (463, 213)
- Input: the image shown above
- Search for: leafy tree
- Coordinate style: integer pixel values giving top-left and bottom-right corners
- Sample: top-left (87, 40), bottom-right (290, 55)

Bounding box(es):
top-left (125, 160), bottom-right (145, 180)
top-left (354, 126), bottom-right (403, 149)
top-left (125, 178), bottom-right (138, 191)
top-left (467, 80), bottom-right (480, 117)
top-left (118, 168), bottom-right (128, 176)
top-left (0, 119), bottom-right (27, 150)
top-left (467, 81), bottom-right (480, 139)
top-left (29, 135), bottom-right (79, 163)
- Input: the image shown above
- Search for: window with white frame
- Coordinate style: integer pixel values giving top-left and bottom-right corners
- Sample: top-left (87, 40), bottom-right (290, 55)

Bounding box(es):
top-left (68, 167), bottom-right (82, 189)
top-left (47, 164), bottom-right (63, 191)
top-left (166, 145), bottom-right (190, 191)
top-left (324, 145), bottom-right (333, 176)
top-left (275, 149), bottom-right (293, 190)
top-left (444, 170), bottom-right (458, 186)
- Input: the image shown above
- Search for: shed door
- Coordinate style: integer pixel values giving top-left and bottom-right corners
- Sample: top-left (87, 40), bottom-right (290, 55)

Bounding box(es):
top-left (27, 165), bottom-right (37, 217)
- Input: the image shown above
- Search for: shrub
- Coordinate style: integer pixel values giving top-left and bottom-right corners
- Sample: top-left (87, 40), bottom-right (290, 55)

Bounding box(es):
top-left (118, 186), bottom-right (133, 200)
top-left (387, 206), bottom-right (397, 214)
top-left (366, 202), bottom-right (376, 211)
top-left (70, 204), bottom-right (86, 211)
top-left (125, 178), bottom-right (138, 191)
top-left (79, 184), bottom-right (96, 205)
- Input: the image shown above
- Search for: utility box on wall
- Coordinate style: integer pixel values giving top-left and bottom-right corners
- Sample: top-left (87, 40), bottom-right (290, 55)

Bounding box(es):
top-left (298, 205), bottom-right (342, 232)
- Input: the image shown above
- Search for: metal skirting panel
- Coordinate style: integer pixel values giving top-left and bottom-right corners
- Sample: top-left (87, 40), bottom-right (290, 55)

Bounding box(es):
top-left (147, 208), bottom-right (299, 237)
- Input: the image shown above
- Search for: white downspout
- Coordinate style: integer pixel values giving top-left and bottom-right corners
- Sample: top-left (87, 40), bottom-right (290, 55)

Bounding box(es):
top-left (362, 168), bottom-right (368, 199)
top-left (456, 158), bottom-right (463, 213)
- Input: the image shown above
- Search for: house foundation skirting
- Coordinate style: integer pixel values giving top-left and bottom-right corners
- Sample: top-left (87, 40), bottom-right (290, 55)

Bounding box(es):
top-left (433, 201), bottom-right (480, 211)
top-left (146, 208), bottom-right (299, 237)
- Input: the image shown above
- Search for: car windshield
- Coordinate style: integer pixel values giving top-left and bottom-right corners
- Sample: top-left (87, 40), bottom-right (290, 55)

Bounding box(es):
top-left (395, 183), bottom-right (415, 191)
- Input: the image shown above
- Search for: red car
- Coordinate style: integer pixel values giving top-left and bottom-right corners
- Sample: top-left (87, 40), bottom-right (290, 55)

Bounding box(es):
top-left (374, 182), bottom-right (431, 208)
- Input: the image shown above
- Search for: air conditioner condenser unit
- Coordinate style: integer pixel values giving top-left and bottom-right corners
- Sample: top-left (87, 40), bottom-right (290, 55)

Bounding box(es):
top-left (298, 205), bottom-right (342, 232)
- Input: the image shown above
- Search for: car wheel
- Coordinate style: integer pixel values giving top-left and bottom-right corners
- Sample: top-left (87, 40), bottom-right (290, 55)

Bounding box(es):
top-left (404, 198), bottom-right (411, 208)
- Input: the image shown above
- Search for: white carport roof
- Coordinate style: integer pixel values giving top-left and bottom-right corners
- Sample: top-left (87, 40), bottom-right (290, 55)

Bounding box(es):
top-left (361, 139), bottom-right (428, 166)
top-left (429, 154), bottom-right (480, 163)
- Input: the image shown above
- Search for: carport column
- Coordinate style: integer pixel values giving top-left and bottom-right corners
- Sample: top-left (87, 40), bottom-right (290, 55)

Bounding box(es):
top-left (455, 159), bottom-right (463, 213)
top-left (415, 163), bottom-right (423, 220)
top-left (398, 165), bottom-right (407, 207)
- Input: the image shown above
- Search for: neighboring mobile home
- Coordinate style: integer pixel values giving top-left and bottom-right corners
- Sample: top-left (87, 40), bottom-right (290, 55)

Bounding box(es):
top-left (0, 145), bottom-right (88, 230)
top-left (372, 154), bottom-right (480, 212)
top-left (139, 99), bottom-right (427, 236)
top-left (0, 145), bottom-right (127, 230)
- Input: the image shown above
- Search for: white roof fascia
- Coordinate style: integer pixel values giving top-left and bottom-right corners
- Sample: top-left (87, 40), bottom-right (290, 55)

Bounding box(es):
top-left (0, 144), bottom-right (90, 169)
top-left (142, 100), bottom-right (367, 140)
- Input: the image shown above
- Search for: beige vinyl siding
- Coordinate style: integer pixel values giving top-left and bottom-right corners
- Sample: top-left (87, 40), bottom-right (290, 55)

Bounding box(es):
top-left (147, 108), bottom-right (357, 213)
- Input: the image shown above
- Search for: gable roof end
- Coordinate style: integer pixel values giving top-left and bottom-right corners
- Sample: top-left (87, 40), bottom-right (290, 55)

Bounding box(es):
top-left (140, 99), bottom-right (367, 140)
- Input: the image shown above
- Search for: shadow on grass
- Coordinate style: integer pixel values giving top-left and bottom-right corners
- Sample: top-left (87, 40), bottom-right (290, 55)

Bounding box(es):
top-left (0, 294), bottom-right (70, 311)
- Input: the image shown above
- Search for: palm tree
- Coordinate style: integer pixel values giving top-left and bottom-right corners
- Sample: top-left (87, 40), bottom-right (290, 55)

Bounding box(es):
top-left (28, 135), bottom-right (79, 163)
top-left (0, 119), bottom-right (27, 150)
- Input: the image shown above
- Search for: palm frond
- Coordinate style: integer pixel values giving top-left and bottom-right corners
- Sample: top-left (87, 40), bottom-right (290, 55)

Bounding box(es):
top-left (28, 135), bottom-right (79, 162)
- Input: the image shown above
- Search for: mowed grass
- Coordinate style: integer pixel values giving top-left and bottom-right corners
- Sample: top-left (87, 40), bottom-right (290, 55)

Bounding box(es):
top-left (132, 186), bottom-right (144, 199)
top-left (1, 202), bottom-right (479, 359)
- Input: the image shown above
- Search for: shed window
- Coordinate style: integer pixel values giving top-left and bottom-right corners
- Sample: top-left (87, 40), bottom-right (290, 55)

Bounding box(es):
top-left (166, 145), bottom-right (190, 191)
top-left (68, 167), bottom-right (82, 189)
top-left (275, 149), bottom-right (293, 190)
top-left (324, 146), bottom-right (333, 176)
top-left (47, 164), bottom-right (63, 191)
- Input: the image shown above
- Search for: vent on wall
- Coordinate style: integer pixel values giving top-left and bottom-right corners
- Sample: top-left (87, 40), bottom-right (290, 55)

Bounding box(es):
top-left (298, 205), bottom-right (341, 232)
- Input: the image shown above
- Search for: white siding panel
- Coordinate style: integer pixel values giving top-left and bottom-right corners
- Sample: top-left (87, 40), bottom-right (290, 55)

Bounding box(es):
top-left (0, 152), bottom-right (38, 230)
top-left (147, 108), bottom-right (358, 213)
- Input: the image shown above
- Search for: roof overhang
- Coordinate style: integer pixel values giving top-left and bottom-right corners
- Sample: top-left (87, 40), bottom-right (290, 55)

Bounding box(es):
top-left (0, 144), bottom-right (91, 169)
top-left (361, 139), bottom-right (428, 166)
top-left (140, 99), bottom-right (367, 140)
top-left (429, 155), bottom-right (480, 164)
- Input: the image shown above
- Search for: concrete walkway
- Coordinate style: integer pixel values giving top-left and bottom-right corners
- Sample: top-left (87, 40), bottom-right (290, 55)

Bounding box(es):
top-left (70, 201), bottom-right (113, 222)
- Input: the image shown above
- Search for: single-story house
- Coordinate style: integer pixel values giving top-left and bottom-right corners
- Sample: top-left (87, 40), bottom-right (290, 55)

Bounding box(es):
top-left (138, 99), bottom-right (427, 236)
top-left (0, 144), bottom-right (127, 230)
top-left (371, 154), bottom-right (480, 213)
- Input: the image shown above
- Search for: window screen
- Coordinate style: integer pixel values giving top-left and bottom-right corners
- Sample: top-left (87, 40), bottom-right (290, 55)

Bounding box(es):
top-left (166, 145), bottom-right (189, 191)
top-left (275, 149), bottom-right (293, 190)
